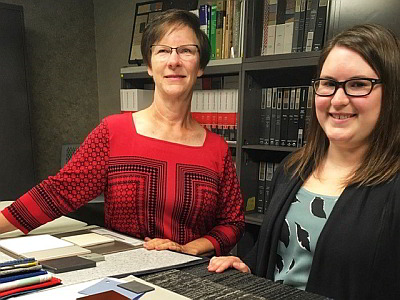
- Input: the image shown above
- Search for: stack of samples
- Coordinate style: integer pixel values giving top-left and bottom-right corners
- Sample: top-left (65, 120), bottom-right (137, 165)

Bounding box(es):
top-left (0, 257), bottom-right (61, 298)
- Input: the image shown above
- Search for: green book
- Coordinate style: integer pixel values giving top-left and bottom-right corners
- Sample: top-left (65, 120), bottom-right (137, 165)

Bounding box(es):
top-left (211, 2), bottom-right (217, 60)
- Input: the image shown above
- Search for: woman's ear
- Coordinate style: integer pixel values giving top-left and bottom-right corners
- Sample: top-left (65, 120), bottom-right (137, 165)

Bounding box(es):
top-left (197, 68), bottom-right (204, 77)
top-left (147, 65), bottom-right (153, 77)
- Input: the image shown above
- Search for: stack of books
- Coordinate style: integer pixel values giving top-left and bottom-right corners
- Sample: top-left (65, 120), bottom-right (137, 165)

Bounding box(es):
top-left (197, 0), bottom-right (246, 60)
top-left (0, 258), bottom-right (61, 298)
top-left (259, 86), bottom-right (313, 148)
top-left (261, 0), bottom-right (328, 55)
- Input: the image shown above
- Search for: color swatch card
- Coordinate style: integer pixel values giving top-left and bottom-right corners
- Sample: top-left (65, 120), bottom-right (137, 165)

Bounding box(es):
top-left (78, 278), bottom-right (142, 300)
top-left (41, 256), bottom-right (96, 273)
top-left (0, 234), bottom-right (91, 261)
top-left (61, 233), bottom-right (114, 247)
top-left (0, 234), bottom-right (73, 254)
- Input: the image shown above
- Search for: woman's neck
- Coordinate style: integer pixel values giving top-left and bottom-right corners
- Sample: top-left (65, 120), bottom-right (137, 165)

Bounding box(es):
top-left (149, 90), bottom-right (193, 128)
top-left (325, 142), bottom-right (367, 170)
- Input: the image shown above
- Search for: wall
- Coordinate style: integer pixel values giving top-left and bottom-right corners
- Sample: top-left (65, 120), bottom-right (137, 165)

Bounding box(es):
top-left (1, 0), bottom-right (99, 182)
top-left (0, 0), bottom-right (173, 184)
top-left (93, 0), bottom-right (137, 120)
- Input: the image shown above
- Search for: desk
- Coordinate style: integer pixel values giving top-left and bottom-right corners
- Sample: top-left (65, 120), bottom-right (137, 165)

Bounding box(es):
top-left (6, 261), bottom-right (329, 299)
top-left (0, 205), bottom-right (328, 299)
top-left (139, 263), bottom-right (330, 300)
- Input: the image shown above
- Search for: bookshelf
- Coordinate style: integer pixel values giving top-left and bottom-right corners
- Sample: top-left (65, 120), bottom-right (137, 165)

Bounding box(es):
top-left (236, 0), bottom-right (328, 257)
top-left (121, 0), bottom-right (400, 258)
top-left (120, 57), bottom-right (242, 155)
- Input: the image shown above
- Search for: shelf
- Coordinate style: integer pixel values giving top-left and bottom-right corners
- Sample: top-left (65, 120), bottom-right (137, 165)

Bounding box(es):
top-left (120, 66), bottom-right (150, 80)
top-left (203, 57), bottom-right (242, 75)
top-left (245, 213), bottom-right (264, 226)
top-left (243, 51), bottom-right (321, 71)
top-left (227, 140), bottom-right (237, 147)
top-left (208, 57), bottom-right (242, 66)
top-left (120, 57), bottom-right (242, 79)
top-left (242, 144), bottom-right (298, 152)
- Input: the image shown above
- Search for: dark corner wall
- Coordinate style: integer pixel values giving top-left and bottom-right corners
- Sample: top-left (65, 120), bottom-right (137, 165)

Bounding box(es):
top-left (2, 0), bottom-right (99, 182)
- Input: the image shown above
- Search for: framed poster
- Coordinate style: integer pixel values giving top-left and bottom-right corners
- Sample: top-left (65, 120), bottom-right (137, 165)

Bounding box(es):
top-left (128, 0), bottom-right (199, 65)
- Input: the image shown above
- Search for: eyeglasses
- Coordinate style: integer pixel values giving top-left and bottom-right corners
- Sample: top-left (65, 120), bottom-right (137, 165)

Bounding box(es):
top-left (150, 44), bottom-right (199, 61)
top-left (312, 78), bottom-right (382, 97)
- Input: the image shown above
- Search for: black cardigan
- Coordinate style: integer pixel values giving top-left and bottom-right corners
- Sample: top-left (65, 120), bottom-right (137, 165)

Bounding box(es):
top-left (244, 160), bottom-right (400, 300)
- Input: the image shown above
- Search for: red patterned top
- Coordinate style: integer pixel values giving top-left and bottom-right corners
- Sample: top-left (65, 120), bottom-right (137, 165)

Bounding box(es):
top-left (2, 113), bottom-right (244, 255)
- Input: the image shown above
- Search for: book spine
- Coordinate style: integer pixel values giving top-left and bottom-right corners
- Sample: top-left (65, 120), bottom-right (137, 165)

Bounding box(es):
top-left (303, 0), bottom-right (319, 52)
top-left (297, 86), bottom-right (307, 147)
top-left (280, 88), bottom-right (290, 146)
top-left (301, 0), bottom-right (311, 51)
top-left (304, 86), bottom-right (313, 144)
top-left (312, 0), bottom-right (328, 51)
top-left (207, 4), bottom-right (212, 40)
top-left (276, 0), bottom-right (287, 25)
top-left (265, 87), bottom-right (272, 145)
top-left (264, 162), bottom-right (274, 212)
top-left (283, 0), bottom-right (295, 53)
top-left (274, 23), bottom-right (286, 54)
top-left (291, 0), bottom-right (301, 52)
top-left (275, 88), bottom-right (283, 146)
top-left (211, 3), bottom-right (217, 59)
top-left (199, 5), bottom-right (208, 36)
top-left (231, 0), bottom-right (241, 58)
top-left (261, 0), bottom-right (270, 56)
top-left (287, 87), bottom-right (297, 147)
top-left (266, 0), bottom-right (277, 55)
top-left (259, 88), bottom-right (267, 144)
top-left (292, 87), bottom-right (301, 147)
top-left (297, 0), bottom-right (307, 51)
top-left (257, 161), bottom-right (267, 213)
top-left (215, 1), bottom-right (225, 59)
top-left (203, 91), bottom-right (212, 131)
top-left (269, 87), bottom-right (278, 145)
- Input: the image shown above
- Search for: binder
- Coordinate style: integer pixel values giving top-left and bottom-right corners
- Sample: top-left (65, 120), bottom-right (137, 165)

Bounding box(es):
top-left (270, 88), bottom-right (278, 145)
top-left (280, 88), bottom-right (290, 146)
top-left (257, 162), bottom-right (267, 213)
top-left (264, 88), bottom-right (273, 145)
top-left (312, 0), bottom-right (328, 51)
top-left (264, 162), bottom-right (274, 212)
top-left (275, 88), bottom-right (283, 146)
top-left (287, 88), bottom-right (298, 147)
top-left (259, 88), bottom-right (267, 144)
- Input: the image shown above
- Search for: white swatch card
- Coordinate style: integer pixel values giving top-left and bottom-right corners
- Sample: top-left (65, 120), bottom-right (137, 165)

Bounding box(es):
top-left (0, 234), bottom-right (73, 254)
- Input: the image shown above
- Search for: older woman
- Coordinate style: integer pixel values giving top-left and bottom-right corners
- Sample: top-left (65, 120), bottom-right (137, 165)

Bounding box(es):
top-left (0, 9), bottom-right (244, 257)
top-left (208, 24), bottom-right (400, 299)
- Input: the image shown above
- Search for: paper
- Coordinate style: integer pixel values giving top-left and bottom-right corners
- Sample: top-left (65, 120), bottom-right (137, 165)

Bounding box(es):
top-left (4, 275), bottom-right (190, 299)
top-left (0, 201), bottom-right (88, 239)
top-left (118, 280), bottom-right (155, 293)
top-left (23, 245), bottom-right (91, 261)
top-left (61, 233), bottom-right (114, 247)
top-left (0, 234), bottom-right (73, 254)
top-left (79, 277), bottom-right (142, 300)
top-left (90, 228), bottom-right (143, 246)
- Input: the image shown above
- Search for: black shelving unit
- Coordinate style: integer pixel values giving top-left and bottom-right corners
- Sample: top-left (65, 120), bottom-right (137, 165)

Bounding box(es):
top-left (120, 0), bottom-right (400, 259)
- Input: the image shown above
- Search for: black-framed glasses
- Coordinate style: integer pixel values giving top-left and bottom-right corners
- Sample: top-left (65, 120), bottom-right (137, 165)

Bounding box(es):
top-left (150, 44), bottom-right (199, 61)
top-left (312, 78), bottom-right (382, 97)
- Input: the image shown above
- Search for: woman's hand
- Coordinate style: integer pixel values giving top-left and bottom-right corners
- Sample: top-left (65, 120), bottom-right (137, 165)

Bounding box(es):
top-left (207, 256), bottom-right (251, 273)
top-left (143, 237), bottom-right (214, 256)
top-left (143, 237), bottom-right (192, 254)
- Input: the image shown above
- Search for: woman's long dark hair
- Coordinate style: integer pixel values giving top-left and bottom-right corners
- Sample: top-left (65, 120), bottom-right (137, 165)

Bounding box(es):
top-left (285, 24), bottom-right (400, 186)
